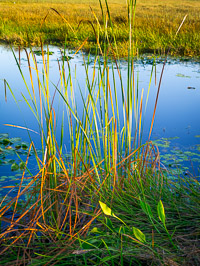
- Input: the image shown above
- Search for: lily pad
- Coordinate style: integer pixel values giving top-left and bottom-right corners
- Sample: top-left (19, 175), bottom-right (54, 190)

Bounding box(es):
top-left (176, 73), bottom-right (191, 78)
top-left (0, 133), bottom-right (9, 138)
top-left (15, 145), bottom-right (22, 150)
top-left (0, 138), bottom-right (11, 145)
top-left (8, 175), bottom-right (18, 180)
top-left (19, 162), bottom-right (26, 170)
top-left (11, 163), bottom-right (19, 171)
top-left (10, 137), bottom-right (21, 143)
top-left (0, 176), bottom-right (7, 181)
top-left (192, 158), bottom-right (200, 162)
top-left (21, 143), bottom-right (29, 150)
top-left (7, 159), bottom-right (15, 164)
top-left (34, 50), bottom-right (54, 56)
top-left (62, 55), bottom-right (73, 61)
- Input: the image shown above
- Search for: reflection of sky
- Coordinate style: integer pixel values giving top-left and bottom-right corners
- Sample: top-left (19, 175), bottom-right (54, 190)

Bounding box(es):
top-left (0, 45), bottom-right (200, 173)
top-left (151, 63), bottom-right (200, 143)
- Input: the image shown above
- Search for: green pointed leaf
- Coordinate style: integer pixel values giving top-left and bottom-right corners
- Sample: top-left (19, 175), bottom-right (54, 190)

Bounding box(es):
top-left (99, 201), bottom-right (112, 216)
top-left (90, 227), bottom-right (102, 234)
top-left (140, 200), bottom-right (153, 217)
top-left (99, 201), bottom-right (126, 225)
top-left (133, 227), bottom-right (146, 243)
top-left (157, 200), bottom-right (166, 225)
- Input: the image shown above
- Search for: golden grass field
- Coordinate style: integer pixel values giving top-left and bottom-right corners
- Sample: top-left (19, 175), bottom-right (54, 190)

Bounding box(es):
top-left (0, 0), bottom-right (200, 56)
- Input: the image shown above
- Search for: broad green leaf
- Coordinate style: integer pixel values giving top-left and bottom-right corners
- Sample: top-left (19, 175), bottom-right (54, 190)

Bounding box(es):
top-left (99, 201), bottom-right (126, 225)
top-left (1, 138), bottom-right (10, 145)
top-left (15, 145), bottom-right (21, 150)
top-left (19, 162), bottom-right (26, 170)
top-left (99, 201), bottom-right (112, 216)
top-left (90, 227), bottom-right (102, 234)
top-left (133, 227), bottom-right (146, 243)
top-left (21, 143), bottom-right (28, 150)
top-left (11, 163), bottom-right (19, 171)
top-left (157, 200), bottom-right (166, 226)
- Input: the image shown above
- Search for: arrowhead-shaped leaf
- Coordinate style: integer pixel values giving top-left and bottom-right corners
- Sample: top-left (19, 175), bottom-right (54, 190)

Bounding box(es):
top-left (133, 227), bottom-right (146, 243)
top-left (90, 227), bottom-right (102, 234)
top-left (157, 200), bottom-right (166, 226)
top-left (99, 201), bottom-right (126, 226)
top-left (99, 201), bottom-right (113, 216)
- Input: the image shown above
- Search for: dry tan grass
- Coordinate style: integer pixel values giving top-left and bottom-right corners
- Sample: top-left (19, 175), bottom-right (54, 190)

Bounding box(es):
top-left (0, 1), bottom-right (199, 55)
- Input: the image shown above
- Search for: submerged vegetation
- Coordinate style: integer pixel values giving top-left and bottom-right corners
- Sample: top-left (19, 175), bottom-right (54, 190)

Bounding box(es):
top-left (0, 0), bottom-right (200, 265)
top-left (0, 0), bottom-right (200, 57)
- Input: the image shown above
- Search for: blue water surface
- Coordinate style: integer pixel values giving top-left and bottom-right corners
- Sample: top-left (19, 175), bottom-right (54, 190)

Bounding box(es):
top-left (0, 45), bottom-right (199, 187)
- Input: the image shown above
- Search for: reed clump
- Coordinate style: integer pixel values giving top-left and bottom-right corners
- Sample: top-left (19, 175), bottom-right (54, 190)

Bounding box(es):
top-left (0, 1), bottom-right (200, 265)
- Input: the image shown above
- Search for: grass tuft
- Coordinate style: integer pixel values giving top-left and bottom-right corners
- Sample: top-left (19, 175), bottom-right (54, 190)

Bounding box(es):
top-left (0, 1), bottom-right (199, 265)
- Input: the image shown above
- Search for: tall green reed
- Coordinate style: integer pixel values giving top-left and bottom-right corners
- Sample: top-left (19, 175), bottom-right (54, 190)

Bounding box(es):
top-left (2, 0), bottom-right (157, 230)
top-left (0, 1), bottom-right (189, 262)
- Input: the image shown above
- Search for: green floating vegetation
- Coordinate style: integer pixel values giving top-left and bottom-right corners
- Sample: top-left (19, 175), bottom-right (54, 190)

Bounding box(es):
top-left (176, 73), bottom-right (191, 78)
top-left (152, 138), bottom-right (170, 148)
top-left (11, 163), bottom-right (20, 171)
top-left (61, 55), bottom-right (73, 61)
top-left (0, 134), bottom-right (31, 172)
top-left (21, 142), bottom-right (28, 150)
top-left (34, 50), bottom-right (54, 56)
top-left (0, 176), bottom-right (7, 182)
top-left (0, 138), bottom-right (11, 145)
top-left (154, 137), bottom-right (200, 171)
top-left (19, 162), bottom-right (26, 170)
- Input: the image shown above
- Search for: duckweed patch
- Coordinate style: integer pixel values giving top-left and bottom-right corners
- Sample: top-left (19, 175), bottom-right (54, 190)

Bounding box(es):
top-left (0, 133), bottom-right (33, 175)
top-left (34, 50), bottom-right (54, 56)
top-left (153, 137), bottom-right (200, 176)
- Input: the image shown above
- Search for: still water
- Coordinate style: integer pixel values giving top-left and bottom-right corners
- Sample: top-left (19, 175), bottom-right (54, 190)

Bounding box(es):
top-left (0, 45), bottom-right (199, 186)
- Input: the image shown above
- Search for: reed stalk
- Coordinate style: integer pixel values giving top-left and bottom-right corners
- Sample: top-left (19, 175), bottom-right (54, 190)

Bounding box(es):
top-left (0, 1), bottom-right (197, 266)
